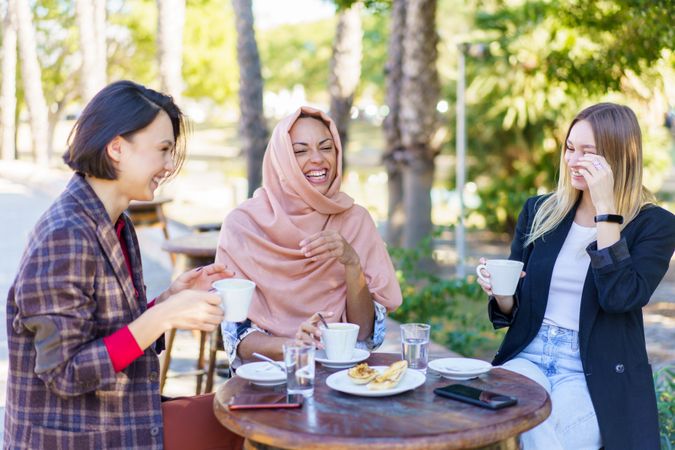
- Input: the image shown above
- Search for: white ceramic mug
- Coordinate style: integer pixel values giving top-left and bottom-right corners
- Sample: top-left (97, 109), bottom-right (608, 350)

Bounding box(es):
top-left (320, 323), bottom-right (359, 361)
top-left (211, 278), bottom-right (256, 322)
top-left (475, 259), bottom-right (524, 296)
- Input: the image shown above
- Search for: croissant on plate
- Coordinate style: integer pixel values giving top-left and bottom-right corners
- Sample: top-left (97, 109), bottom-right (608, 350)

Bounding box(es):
top-left (367, 360), bottom-right (408, 390)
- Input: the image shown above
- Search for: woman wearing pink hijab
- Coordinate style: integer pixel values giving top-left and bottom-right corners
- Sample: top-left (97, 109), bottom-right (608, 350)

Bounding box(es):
top-left (216, 106), bottom-right (402, 362)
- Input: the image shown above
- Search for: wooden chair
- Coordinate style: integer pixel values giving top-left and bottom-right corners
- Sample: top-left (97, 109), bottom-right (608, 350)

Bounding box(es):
top-left (159, 230), bottom-right (226, 395)
top-left (127, 196), bottom-right (175, 264)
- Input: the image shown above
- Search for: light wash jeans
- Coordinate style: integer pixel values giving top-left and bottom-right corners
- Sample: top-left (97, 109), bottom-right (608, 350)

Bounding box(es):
top-left (500, 324), bottom-right (602, 450)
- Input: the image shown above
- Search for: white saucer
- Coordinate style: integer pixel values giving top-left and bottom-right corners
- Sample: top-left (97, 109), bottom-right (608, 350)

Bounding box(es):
top-left (428, 358), bottom-right (492, 380)
top-left (236, 361), bottom-right (286, 386)
top-left (315, 348), bottom-right (370, 369)
top-left (326, 366), bottom-right (426, 397)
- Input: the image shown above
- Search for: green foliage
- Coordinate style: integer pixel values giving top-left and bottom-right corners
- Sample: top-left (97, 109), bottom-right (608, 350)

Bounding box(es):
top-left (108, 1), bottom-right (158, 86)
top-left (182, 0), bottom-right (238, 102)
top-left (258, 18), bottom-right (335, 97)
top-left (258, 7), bottom-right (389, 102)
top-left (388, 230), bottom-right (502, 357)
top-left (655, 366), bottom-right (675, 449)
top-left (454, 0), bottom-right (675, 234)
top-left (20, 0), bottom-right (79, 116)
top-left (330, 0), bottom-right (391, 13)
top-left (109, 0), bottom-right (238, 103)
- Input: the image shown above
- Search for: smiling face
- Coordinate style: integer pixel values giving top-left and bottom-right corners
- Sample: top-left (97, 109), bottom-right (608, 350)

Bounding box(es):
top-left (564, 119), bottom-right (597, 192)
top-left (289, 117), bottom-right (337, 195)
top-left (116, 110), bottom-right (176, 201)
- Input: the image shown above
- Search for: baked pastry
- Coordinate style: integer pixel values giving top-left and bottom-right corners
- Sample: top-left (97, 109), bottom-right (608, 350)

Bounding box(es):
top-left (367, 360), bottom-right (408, 390)
top-left (347, 363), bottom-right (379, 385)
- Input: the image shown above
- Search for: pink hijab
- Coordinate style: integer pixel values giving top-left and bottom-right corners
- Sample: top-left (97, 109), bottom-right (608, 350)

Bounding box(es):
top-left (216, 106), bottom-right (402, 337)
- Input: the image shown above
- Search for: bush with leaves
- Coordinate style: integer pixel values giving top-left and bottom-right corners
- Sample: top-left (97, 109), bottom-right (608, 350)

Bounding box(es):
top-left (388, 230), bottom-right (503, 357)
top-left (655, 366), bottom-right (674, 449)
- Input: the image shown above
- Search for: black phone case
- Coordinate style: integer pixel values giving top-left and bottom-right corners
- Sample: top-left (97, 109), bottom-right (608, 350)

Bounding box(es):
top-left (433, 387), bottom-right (517, 410)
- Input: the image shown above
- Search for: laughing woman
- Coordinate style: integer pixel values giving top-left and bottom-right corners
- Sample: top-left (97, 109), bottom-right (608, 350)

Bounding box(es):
top-left (216, 106), bottom-right (402, 363)
top-left (476, 103), bottom-right (675, 450)
top-left (4, 81), bottom-right (242, 449)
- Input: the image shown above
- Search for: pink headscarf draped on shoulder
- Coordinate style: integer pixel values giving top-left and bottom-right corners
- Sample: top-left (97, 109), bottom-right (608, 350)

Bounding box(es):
top-left (216, 106), bottom-right (402, 337)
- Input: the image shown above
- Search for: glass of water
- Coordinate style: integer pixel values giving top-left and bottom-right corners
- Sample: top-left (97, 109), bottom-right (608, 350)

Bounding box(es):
top-left (400, 323), bottom-right (430, 373)
top-left (283, 341), bottom-right (315, 398)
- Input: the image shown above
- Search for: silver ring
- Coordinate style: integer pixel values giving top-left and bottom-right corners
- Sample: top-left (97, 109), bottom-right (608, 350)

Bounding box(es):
top-left (592, 160), bottom-right (602, 169)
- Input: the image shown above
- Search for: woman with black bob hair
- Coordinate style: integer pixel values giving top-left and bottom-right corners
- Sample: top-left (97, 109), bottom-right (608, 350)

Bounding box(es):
top-left (5, 80), bottom-right (243, 449)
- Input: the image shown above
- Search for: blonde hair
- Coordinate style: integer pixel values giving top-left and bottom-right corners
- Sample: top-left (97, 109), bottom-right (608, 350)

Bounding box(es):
top-left (526, 103), bottom-right (655, 246)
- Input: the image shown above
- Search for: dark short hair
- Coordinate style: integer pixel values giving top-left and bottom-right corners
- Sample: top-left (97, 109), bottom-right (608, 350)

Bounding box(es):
top-left (63, 80), bottom-right (187, 180)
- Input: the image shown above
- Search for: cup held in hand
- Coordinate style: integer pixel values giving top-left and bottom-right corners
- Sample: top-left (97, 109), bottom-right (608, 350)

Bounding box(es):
top-left (476, 259), bottom-right (524, 296)
top-left (211, 278), bottom-right (255, 322)
top-left (320, 323), bottom-right (359, 361)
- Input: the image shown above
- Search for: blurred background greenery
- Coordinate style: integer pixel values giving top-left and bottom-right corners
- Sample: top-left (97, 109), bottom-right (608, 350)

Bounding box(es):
top-left (4, 0), bottom-right (673, 238)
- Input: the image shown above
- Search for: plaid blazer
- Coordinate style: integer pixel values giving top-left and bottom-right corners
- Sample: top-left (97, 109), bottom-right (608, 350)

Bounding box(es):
top-left (4, 174), bottom-right (164, 449)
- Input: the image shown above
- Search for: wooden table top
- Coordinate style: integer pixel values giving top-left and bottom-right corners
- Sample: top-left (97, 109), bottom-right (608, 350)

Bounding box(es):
top-left (213, 353), bottom-right (551, 450)
top-left (161, 231), bottom-right (220, 258)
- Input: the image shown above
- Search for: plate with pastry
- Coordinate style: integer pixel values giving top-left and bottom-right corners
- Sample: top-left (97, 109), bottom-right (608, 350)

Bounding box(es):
top-left (325, 361), bottom-right (425, 397)
top-left (315, 348), bottom-right (370, 369)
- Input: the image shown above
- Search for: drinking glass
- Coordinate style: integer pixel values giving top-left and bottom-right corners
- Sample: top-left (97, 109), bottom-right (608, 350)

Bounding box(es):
top-left (283, 341), bottom-right (315, 398)
top-left (400, 323), bottom-right (430, 373)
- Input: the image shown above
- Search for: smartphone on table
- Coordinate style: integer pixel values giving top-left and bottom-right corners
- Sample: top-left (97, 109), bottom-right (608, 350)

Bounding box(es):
top-left (227, 393), bottom-right (304, 410)
top-left (434, 384), bottom-right (517, 410)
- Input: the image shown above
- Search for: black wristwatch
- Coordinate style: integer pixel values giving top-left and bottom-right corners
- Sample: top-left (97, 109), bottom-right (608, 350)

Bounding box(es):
top-left (594, 214), bottom-right (624, 224)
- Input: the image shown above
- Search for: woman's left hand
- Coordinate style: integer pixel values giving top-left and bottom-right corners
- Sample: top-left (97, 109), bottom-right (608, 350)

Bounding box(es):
top-left (578, 155), bottom-right (616, 213)
top-left (169, 263), bottom-right (235, 296)
top-left (299, 230), bottom-right (360, 266)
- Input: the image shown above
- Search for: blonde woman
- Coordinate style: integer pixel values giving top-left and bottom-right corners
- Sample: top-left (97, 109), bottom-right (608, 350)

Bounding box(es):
top-left (477, 103), bottom-right (674, 450)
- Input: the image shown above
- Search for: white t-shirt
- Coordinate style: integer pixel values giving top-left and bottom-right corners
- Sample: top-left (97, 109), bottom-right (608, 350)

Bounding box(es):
top-left (543, 222), bottom-right (597, 331)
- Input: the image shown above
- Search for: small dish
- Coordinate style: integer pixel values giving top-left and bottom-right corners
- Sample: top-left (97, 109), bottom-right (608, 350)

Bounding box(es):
top-left (315, 348), bottom-right (370, 369)
top-left (236, 361), bottom-right (286, 386)
top-left (428, 358), bottom-right (492, 380)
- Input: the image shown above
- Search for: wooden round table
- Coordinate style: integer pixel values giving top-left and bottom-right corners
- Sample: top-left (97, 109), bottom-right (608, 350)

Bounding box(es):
top-left (161, 230), bottom-right (220, 270)
top-left (213, 353), bottom-right (550, 449)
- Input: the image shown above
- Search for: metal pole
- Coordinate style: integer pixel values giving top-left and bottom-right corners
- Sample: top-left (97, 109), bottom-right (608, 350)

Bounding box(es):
top-left (455, 44), bottom-right (466, 278)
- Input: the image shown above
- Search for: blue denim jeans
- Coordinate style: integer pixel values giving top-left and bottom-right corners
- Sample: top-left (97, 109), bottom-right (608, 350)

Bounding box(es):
top-left (500, 324), bottom-right (602, 450)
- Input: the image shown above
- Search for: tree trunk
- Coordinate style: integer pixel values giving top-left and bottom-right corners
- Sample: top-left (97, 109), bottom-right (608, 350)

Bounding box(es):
top-left (94, 0), bottom-right (107, 84)
top-left (15, 0), bottom-right (49, 165)
top-left (328, 2), bottom-right (362, 169)
top-left (1, 0), bottom-right (18, 161)
top-left (382, 0), bottom-right (406, 246)
top-left (76, 0), bottom-right (106, 103)
top-left (232, 0), bottom-right (268, 198)
top-left (399, 0), bottom-right (439, 248)
top-left (157, 0), bottom-right (185, 104)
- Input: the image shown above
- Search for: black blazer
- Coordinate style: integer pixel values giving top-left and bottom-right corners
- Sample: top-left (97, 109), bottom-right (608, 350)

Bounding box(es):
top-left (489, 195), bottom-right (675, 450)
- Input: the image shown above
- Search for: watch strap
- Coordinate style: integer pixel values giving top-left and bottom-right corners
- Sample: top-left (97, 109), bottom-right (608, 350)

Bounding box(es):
top-left (594, 214), bottom-right (624, 224)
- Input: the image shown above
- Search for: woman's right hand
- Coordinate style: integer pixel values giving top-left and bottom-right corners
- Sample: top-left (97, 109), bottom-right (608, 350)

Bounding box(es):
top-left (295, 311), bottom-right (334, 349)
top-left (160, 289), bottom-right (224, 332)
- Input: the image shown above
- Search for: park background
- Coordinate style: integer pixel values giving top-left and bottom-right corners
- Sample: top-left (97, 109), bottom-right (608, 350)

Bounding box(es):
top-left (0, 0), bottom-right (673, 446)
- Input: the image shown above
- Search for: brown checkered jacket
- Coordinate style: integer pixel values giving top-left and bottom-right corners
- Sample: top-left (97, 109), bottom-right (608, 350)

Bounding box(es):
top-left (4, 174), bottom-right (164, 449)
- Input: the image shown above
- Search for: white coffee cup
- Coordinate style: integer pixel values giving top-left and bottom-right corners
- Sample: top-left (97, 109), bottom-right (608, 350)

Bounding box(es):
top-left (475, 259), bottom-right (524, 296)
top-left (320, 323), bottom-right (359, 361)
top-left (211, 278), bottom-right (256, 322)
